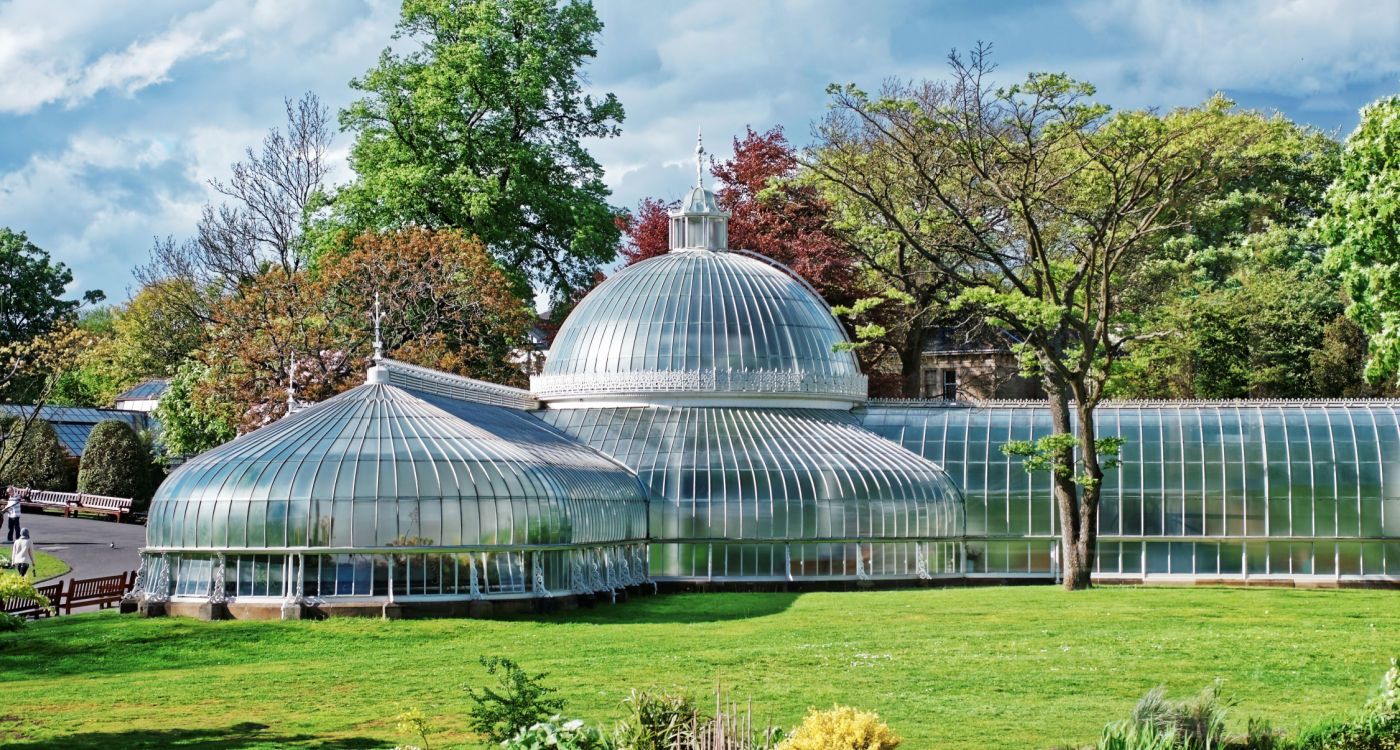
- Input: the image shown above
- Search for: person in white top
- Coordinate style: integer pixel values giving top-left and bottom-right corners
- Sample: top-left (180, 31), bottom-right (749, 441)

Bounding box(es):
top-left (3, 487), bottom-right (20, 543)
top-left (11, 528), bottom-right (33, 578)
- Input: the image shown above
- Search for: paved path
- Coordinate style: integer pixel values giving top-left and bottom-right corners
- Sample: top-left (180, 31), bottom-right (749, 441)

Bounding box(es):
top-left (11, 512), bottom-right (145, 606)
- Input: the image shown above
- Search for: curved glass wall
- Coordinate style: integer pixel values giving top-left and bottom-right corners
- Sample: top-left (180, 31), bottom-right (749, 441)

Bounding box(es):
top-left (140, 383), bottom-right (651, 604)
top-left (860, 403), bottom-right (1400, 580)
top-left (539, 407), bottom-right (965, 581)
top-left (535, 251), bottom-right (865, 401)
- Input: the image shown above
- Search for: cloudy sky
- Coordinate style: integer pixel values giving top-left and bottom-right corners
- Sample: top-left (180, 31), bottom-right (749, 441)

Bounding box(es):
top-left (1, 0), bottom-right (1398, 302)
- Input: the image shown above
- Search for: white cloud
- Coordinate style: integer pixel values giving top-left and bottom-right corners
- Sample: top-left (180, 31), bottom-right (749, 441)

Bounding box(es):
top-left (1072, 0), bottom-right (1400, 97)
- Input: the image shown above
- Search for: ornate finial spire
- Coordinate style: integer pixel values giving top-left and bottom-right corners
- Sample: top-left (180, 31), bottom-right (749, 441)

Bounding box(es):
top-left (286, 353), bottom-right (299, 415)
top-left (372, 290), bottom-right (384, 362)
top-left (695, 128), bottom-right (704, 189)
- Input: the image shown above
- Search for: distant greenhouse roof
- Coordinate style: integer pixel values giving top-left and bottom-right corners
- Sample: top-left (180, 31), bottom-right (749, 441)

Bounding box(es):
top-left (116, 379), bottom-right (171, 401)
top-left (0, 404), bottom-right (152, 456)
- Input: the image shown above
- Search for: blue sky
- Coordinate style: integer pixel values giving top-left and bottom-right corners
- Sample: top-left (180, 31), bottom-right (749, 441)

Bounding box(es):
top-left (1, 0), bottom-right (1397, 303)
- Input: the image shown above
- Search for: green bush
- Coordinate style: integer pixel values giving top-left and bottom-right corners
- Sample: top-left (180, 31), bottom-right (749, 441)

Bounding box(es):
top-left (466, 657), bottom-right (565, 744)
top-left (1128, 682), bottom-right (1231, 749)
top-left (77, 420), bottom-right (149, 504)
top-left (614, 690), bottom-right (698, 750)
top-left (0, 416), bottom-right (72, 491)
top-left (502, 716), bottom-right (611, 750)
top-left (0, 570), bottom-right (54, 631)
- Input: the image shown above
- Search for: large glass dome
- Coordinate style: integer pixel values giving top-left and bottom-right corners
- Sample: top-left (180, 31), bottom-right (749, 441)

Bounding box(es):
top-left (534, 239), bottom-right (867, 406)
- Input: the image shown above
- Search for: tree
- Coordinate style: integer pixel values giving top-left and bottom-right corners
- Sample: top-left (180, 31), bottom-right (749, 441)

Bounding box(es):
top-left (0, 228), bottom-right (103, 347)
top-left (1321, 94), bottom-right (1400, 384)
top-left (337, 0), bottom-right (625, 299)
top-left (1106, 106), bottom-right (1345, 399)
top-left (617, 197), bottom-right (673, 266)
top-left (808, 47), bottom-right (1226, 589)
top-left (317, 229), bottom-right (536, 386)
top-left (136, 93), bottom-right (331, 322)
top-left (78, 420), bottom-right (148, 502)
top-left (154, 361), bottom-right (236, 457)
top-left (0, 417), bottom-right (71, 491)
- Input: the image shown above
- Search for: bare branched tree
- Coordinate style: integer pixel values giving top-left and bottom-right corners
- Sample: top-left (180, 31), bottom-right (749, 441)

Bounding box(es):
top-left (136, 92), bottom-right (332, 310)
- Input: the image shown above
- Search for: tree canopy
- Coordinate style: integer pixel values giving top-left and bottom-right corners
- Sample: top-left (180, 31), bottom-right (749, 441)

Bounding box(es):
top-left (1321, 94), bottom-right (1400, 384)
top-left (0, 228), bottom-right (102, 348)
top-left (337, 0), bottom-right (624, 300)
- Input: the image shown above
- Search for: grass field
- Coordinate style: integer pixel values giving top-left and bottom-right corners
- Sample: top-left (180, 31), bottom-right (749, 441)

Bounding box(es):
top-left (0, 548), bottom-right (67, 582)
top-left (0, 587), bottom-right (1396, 749)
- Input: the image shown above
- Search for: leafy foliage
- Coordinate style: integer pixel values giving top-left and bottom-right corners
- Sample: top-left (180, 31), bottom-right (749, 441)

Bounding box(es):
top-left (0, 570), bottom-right (53, 631)
top-left (77, 420), bottom-right (151, 503)
top-left (503, 716), bottom-right (611, 750)
top-left (466, 656), bottom-right (566, 744)
top-left (1321, 95), bottom-right (1400, 385)
top-left (0, 417), bottom-right (71, 491)
top-left (1002, 434), bottom-right (1124, 487)
top-left (613, 690), bottom-right (697, 750)
top-left (777, 706), bottom-right (900, 750)
top-left (337, 0), bottom-right (625, 299)
top-left (154, 361), bottom-right (237, 457)
top-left (0, 227), bottom-right (102, 347)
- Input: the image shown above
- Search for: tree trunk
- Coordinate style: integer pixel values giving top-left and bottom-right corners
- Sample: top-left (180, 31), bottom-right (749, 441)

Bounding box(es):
top-left (1071, 398), bottom-right (1104, 591)
top-left (899, 323), bottom-right (927, 398)
top-left (1044, 381), bottom-right (1091, 590)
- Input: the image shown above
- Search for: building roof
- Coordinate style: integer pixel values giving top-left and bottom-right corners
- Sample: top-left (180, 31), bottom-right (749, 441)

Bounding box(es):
top-left (534, 250), bottom-right (866, 405)
top-left (146, 381), bottom-right (649, 551)
top-left (0, 404), bottom-right (151, 457)
top-left (537, 406), bottom-right (964, 542)
top-left (115, 379), bottom-right (171, 401)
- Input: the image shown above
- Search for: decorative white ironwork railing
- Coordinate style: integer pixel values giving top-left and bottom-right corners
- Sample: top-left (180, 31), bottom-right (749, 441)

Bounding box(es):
top-left (531, 368), bottom-right (868, 400)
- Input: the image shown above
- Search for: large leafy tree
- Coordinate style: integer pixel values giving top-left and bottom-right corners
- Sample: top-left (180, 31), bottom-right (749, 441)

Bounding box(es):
top-left (1321, 93), bottom-right (1400, 383)
top-left (1107, 107), bottom-right (1349, 398)
top-left (809, 48), bottom-right (1227, 589)
top-left (337, 0), bottom-right (624, 299)
top-left (0, 228), bottom-right (102, 347)
top-left (318, 229), bottom-right (535, 385)
top-left (153, 361), bottom-right (237, 457)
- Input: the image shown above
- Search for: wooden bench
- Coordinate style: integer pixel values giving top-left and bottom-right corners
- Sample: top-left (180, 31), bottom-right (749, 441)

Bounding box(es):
top-left (63, 571), bottom-right (133, 614)
top-left (18, 490), bottom-right (76, 514)
top-left (2, 580), bottom-right (62, 619)
top-left (71, 494), bottom-right (134, 522)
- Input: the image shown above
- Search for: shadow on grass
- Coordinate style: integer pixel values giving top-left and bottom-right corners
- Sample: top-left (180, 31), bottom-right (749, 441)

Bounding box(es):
top-left (519, 591), bottom-right (801, 625)
top-left (2, 722), bottom-right (382, 749)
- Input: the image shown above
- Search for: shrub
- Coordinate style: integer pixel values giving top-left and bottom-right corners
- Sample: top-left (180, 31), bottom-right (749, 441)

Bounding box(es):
top-left (0, 416), bottom-right (72, 491)
top-left (466, 656), bottom-right (565, 744)
top-left (1127, 682), bottom-right (1231, 749)
top-left (392, 707), bottom-right (437, 750)
top-left (614, 690), bottom-right (698, 750)
top-left (1097, 720), bottom-right (1177, 750)
top-left (78, 419), bottom-right (149, 502)
top-left (778, 706), bottom-right (899, 750)
top-left (0, 570), bottom-right (54, 631)
top-left (503, 716), bottom-right (611, 750)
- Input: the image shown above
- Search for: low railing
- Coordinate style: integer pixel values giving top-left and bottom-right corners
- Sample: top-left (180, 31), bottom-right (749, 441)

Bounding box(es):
top-left (1, 571), bottom-right (135, 618)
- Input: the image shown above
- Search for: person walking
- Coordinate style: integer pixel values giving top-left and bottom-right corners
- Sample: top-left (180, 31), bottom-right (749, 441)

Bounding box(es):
top-left (3, 487), bottom-right (20, 543)
top-left (11, 528), bottom-right (33, 578)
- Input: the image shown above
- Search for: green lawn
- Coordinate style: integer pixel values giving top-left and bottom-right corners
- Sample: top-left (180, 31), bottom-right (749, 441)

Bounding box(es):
top-left (0, 548), bottom-right (68, 582)
top-left (0, 587), bottom-right (1395, 749)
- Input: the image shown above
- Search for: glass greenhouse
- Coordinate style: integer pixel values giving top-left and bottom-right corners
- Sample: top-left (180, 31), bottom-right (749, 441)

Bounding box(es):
top-left (134, 148), bottom-right (1399, 619)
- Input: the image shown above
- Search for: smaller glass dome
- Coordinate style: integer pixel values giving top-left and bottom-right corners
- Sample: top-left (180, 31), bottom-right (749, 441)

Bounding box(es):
top-left (146, 382), bottom-right (649, 551)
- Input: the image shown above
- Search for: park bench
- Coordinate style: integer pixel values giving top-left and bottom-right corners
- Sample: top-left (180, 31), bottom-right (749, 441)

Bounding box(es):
top-left (18, 490), bottom-right (77, 514)
top-left (71, 494), bottom-right (134, 523)
top-left (1, 580), bottom-right (62, 619)
top-left (63, 571), bottom-right (132, 614)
